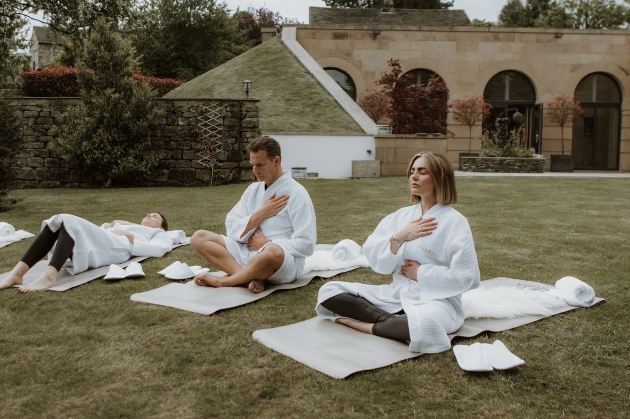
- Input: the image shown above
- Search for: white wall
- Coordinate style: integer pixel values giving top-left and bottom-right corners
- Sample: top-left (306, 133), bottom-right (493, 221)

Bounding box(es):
top-left (272, 134), bottom-right (376, 179)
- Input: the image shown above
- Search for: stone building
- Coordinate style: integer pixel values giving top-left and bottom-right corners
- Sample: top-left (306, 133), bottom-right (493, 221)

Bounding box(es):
top-left (30, 26), bottom-right (64, 70)
top-left (298, 7), bottom-right (630, 172)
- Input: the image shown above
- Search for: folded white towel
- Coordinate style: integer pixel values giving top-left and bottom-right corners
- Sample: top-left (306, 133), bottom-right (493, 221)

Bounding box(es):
top-left (332, 239), bottom-right (361, 261)
top-left (548, 276), bottom-right (595, 308)
top-left (0, 222), bottom-right (15, 236)
top-left (166, 230), bottom-right (187, 245)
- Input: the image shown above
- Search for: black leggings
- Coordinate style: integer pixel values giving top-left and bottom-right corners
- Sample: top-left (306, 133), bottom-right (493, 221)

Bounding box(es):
top-left (21, 225), bottom-right (75, 271)
top-left (320, 293), bottom-right (411, 342)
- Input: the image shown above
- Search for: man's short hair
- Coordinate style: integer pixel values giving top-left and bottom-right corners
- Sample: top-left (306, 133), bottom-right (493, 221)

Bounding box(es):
top-left (248, 136), bottom-right (281, 159)
top-left (407, 152), bottom-right (458, 205)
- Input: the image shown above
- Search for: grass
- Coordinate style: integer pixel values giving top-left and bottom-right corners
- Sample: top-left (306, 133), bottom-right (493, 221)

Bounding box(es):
top-left (0, 177), bottom-right (629, 419)
top-left (165, 36), bottom-right (365, 135)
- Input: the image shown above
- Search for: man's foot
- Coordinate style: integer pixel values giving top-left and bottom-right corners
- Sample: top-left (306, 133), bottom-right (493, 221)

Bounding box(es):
top-left (247, 279), bottom-right (265, 294)
top-left (193, 273), bottom-right (226, 288)
top-left (0, 262), bottom-right (29, 290)
top-left (18, 267), bottom-right (57, 292)
top-left (335, 317), bottom-right (374, 335)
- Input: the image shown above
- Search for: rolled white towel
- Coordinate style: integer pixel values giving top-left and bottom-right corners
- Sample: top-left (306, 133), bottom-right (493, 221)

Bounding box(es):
top-left (166, 230), bottom-right (187, 245)
top-left (548, 276), bottom-right (595, 308)
top-left (0, 222), bottom-right (15, 236)
top-left (332, 239), bottom-right (361, 261)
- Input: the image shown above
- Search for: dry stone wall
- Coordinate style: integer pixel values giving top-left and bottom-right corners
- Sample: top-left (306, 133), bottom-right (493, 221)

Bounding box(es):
top-left (12, 97), bottom-right (261, 188)
top-left (460, 156), bottom-right (545, 173)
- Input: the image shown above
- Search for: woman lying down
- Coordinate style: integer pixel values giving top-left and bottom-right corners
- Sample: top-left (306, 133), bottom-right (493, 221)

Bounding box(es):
top-left (0, 213), bottom-right (172, 292)
top-left (316, 152), bottom-right (480, 353)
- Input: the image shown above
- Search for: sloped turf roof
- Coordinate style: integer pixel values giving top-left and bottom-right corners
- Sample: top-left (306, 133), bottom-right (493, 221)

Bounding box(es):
top-left (165, 36), bottom-right (365, 135)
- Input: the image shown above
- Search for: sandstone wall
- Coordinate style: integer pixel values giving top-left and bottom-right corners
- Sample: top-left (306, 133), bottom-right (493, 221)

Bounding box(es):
top-left (12, 97), bottom-right (261, 188)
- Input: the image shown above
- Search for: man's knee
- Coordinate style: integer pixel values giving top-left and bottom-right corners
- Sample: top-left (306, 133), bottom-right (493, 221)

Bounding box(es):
top-left (190, 230), bottom-right (221, 250)
top-left (259, 243), bottom-right (284, 268)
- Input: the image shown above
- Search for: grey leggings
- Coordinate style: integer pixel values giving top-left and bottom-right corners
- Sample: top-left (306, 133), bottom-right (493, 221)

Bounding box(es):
top-left (320, 293), bottom-right (411, 342)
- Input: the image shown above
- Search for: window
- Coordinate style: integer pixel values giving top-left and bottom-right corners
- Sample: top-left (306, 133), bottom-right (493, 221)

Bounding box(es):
top-left (484, 71), bottom-right (535, 103)
top-left (324, 68), bottom-right (357, 101)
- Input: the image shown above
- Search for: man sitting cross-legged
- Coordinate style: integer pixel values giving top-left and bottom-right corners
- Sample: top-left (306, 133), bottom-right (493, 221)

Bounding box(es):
top-left (191, 136), bottom-right (317, 293)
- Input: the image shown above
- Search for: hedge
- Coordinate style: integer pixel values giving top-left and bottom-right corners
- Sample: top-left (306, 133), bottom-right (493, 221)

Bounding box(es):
top-left (21, 67), bottom-right (186, 97)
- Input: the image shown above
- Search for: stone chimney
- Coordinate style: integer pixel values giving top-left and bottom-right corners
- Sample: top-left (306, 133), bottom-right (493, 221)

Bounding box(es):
top-left (261, 28), bottom-right (277, 43)
top-left (382, 0), bottom-right (395, 13)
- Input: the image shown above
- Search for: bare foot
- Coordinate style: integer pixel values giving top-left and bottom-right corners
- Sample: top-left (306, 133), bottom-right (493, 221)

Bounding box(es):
top-left (193, 273), bottom-right (226, 288)
top-left (335, 317), bottom-right (374, 335)
top-left (18, 266), bottom-right (58, 292)
top-left (0, 262), bottom-right (29, 290)
top-left (247, 279), bottom-right (265, 294)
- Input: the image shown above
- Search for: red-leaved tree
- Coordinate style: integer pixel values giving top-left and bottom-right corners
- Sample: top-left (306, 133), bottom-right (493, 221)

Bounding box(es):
top-left (449, 96), bottom-right (492, 153)
top-left (357, 90), bottom-right (390, 123)
top-left (546, 94), bottom-right (584, 155)
top-left (376, 59), bottom-right (449, 134)
top-left (233, 6), bottom-right (300, 45)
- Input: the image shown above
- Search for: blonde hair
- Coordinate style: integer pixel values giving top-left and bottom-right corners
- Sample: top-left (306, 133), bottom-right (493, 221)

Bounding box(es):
top-left (407, 152), bottom-right (457, 204)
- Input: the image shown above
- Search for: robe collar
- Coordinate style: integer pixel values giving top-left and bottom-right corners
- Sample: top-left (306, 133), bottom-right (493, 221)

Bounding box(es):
top-left (262, 170), bottom-right (291, 197)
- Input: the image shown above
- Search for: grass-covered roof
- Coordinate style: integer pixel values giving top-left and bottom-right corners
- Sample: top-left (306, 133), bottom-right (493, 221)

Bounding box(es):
top-left (165, 35), bottom-right (365, 135)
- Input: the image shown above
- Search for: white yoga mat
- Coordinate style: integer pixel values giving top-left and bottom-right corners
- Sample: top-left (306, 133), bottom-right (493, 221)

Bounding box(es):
top-left (252, 277), bottom-right (605, 379)
top-left (130, 266), bottom-right (363, 315)
top-left (0, 239), bottom-right (190, 291)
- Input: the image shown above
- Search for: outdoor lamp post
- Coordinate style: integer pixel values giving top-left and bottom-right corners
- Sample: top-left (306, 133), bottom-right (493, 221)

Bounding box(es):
top-left (497, 107), bottom-right (524, 148)
top-left (242, 80), bottom-right (252, 98)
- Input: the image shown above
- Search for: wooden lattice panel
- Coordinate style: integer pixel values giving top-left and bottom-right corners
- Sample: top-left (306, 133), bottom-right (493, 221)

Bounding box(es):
top-left (196, 101), bottom-right (224, 172)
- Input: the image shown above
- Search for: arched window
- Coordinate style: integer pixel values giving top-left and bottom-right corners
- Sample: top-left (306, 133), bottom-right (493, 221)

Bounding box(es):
top-left (483, 70), bottom-right (539, 151)
top-left (572, 73), bottom-right (622, 170)
top-left (405, 68), bottom-right (442, 87)
top-left (484, 71), bottom-right (535, 103)
top-left (324, 68), bottom-right (357, 101)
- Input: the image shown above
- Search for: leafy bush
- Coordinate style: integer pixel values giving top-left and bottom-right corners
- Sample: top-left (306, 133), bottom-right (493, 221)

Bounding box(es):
top-left (21, 66), bottom-right (82, 97)
top-left (480, 121), bottom-right (535, 158)
top-left (0, 94), bottom-right (23, 211)
top-left (21, 67), bottom-right (185, 98)
top-left (51, 18), bottom-right (163, 187)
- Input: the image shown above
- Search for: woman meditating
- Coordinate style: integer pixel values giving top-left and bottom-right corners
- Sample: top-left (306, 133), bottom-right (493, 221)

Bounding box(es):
top-left (316, 152), bottom-right (480, 353)
top-left (0, 213), bottom-right (172, 292)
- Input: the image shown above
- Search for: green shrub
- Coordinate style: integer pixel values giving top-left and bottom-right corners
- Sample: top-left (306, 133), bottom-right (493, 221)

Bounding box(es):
top-left (480, 121), bottom-right (535, 158)
top-left (0, 94), bottom-right (23, 210)
top-left (51, 18), bottom-right (163, 187)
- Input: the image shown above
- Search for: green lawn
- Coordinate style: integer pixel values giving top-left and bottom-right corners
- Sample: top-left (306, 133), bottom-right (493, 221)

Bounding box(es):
top-left (0, 178), bottom-right (628, 419)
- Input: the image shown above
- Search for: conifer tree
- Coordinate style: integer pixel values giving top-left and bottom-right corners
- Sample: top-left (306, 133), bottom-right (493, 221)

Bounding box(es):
top-left (52, 18), bottom-right (162, 187)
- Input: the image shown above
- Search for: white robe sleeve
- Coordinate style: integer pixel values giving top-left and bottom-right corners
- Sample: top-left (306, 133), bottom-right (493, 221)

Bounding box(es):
top-left (409, 231), bottom-right (480, 301)
top-left (131, 230), bottom-right (173, 258)
top-left (362, 212), bottom-right (404, 274)
top-left (270, 189), bottom-right (316, 258)
top-left (225, 186), bottom-right (256, 242)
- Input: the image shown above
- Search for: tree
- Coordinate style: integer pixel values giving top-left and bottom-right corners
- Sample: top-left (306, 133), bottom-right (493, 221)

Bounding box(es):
top-left (233, 6), bottom-right (300, 46)
top-left (322, 0), bottom-right (453, 9)
top-left (51, 18), bottom-right (162, 187)
top-left (546, 94), bottom-right (583, 155)
top-left (0, 94), bottom-right (23, 210)
top-left (357, 90), bottom-right (390, 123)
top-left (128, 0), bottom-right (249, 80)
top-left (450, 97), bottom-right (492, 153)
top-left (0, 1), bottom-right (29, 80)
top-left (498, 0), bottom-right (530, 27)
top-left (376, 59), bottom-right (449, 134)
top-left (562, 0), bottom-right (627, 29)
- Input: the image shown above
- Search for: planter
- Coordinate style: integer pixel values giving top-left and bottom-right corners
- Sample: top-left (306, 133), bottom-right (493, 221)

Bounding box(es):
top-left (460, 156), bottom-right (545, 173)
top-left (550, 154), bottom-right (574, 172)
top-left (459, 152), bottom-right (479, 170)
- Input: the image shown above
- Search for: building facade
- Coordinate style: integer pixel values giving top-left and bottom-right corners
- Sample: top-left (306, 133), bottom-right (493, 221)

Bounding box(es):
top-left (296, 7), bottom-right (630, 171)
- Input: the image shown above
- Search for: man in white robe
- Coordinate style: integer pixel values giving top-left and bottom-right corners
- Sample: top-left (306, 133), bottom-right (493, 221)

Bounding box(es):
top-left (191, 136), bottom-right (317, 293)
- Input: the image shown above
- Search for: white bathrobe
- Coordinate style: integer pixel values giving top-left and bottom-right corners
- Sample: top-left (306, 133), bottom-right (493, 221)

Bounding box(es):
top-left (43, 214), bottom-right (173, 275)
top-left (223, 171), bottom-right (317, 283)
top-left (316, 203), bottom-right (480, 353)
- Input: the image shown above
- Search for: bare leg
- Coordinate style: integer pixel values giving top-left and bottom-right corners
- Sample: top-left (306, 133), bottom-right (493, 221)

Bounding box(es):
top-left (193, 244), bottom-right (284, 293)
top-left (190, 230), bottom-right (242, 275)
top-left (18, 265), bottom-right (58, 292)
top-left (335, 317), bottom-right (374, 335)
top-left (0, 261), bottom-right (29, 289)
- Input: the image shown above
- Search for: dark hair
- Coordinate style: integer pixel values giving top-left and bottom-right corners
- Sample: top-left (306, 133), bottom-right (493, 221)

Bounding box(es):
top-left (247, 136), bottom-right (281, 159)
top-left (157, 212), bottom-right (169, 231)
top-left (407, 152), bottom-right (457, 204)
